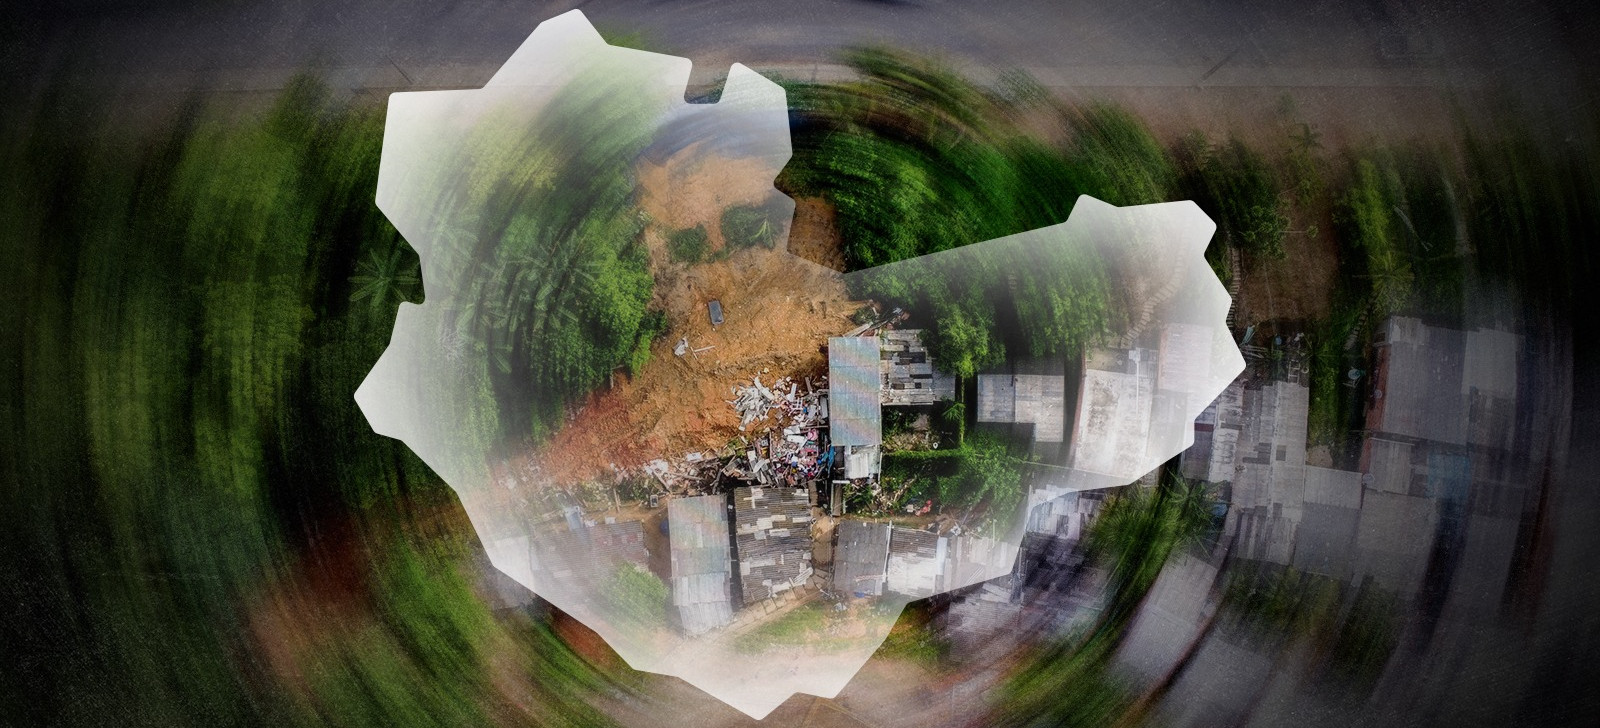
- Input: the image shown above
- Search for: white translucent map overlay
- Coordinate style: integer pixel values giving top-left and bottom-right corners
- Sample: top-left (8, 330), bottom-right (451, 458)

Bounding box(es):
top-left (356, 9), bottom-right (1242, 718)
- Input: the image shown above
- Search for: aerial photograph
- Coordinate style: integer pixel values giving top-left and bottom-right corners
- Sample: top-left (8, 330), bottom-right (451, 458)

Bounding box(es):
top-left (3, 1), bottom-right (1598, 727)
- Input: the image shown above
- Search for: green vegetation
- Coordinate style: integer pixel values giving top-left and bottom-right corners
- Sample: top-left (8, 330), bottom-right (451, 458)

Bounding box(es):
top-left (941, 401), bottom-right (967, 449)
top-left (666, 224), bottom-right (709, 263)
top-left (1085, 475), bottom-right (1216, 603)
top-left (733, 602), bottom-right (835, 653)
top-left (735, 599), bottom-right (948, 666)
top-left (996, 474), bottom-right (1215, 726)
top-left (1066, 104), bottom-right (1180, 207)
top-left (873, 601), bottom-right (951, 668)
top-left (1220, 564), bottom-right (1401, 689)
top-left (1336, 157), bottom-right (1417, 316)
top-left (879, 430), bottom-right (1022, 522)
top-left (939, 430), bottom-right (1025, 517)
top-left (1178, 133), bottom-right (1291, 259)
top-left (1276, 96), bottom-right (1329, 208)
top-left (7, 40), bottom-right (1595, 728)
top-left (1296, 143), bottom-right (1469, 452)
top-left (781, 49), bottom-right (1150, 377)
top-left (418, 72), bottom-right (662, 447)
top-left (1306, 300), bottom-right (1369, 451)
top-left (626, 308), bottom-right (669, 376)
top-left (1460, 117), bottom-right (1596, 311)
top-left (0, 77), bottom-right (621, 726)
top-left (719, 202), bottom-right (783, 249)
top-left (350, 247), bottom-right (422, 314)
top-left (995, 637), bottom-right (1137, 728)
top-left (601, 564), bottom-right (670, 638)
top-left (1337, 145), bottom-right (1486, 316)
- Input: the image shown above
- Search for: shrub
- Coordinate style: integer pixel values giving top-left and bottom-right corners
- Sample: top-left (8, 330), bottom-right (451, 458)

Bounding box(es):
top-left (666, 225), bottom-right (709, 263)
top-left (626, 309), bottom-right (668, 376)
top-left (1179, 134), bottom-right (1290, 259)
top-left (720, 203), bottom-right (781, 249)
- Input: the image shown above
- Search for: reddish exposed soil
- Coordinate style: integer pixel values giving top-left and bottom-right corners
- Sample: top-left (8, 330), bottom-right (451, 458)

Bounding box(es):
top-left (529, 151), bottom-right (862, 486)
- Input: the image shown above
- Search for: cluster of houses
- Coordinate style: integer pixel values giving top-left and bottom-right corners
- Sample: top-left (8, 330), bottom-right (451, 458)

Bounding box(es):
top-left (933, 314), bottom-right (1540, 670)
top-left (486, 316), bottom-right (1236, 636)
top-left (489, 310), bottom-right (1532, 657)
top-left (1174, 316), bottom-right (1527, 596)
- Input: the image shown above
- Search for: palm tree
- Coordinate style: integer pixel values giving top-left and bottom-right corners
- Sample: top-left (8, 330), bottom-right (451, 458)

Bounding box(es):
top-left (349, 247), bottom-right (419, 314)
top-left (1289, 122), bottom-right (1323, 152)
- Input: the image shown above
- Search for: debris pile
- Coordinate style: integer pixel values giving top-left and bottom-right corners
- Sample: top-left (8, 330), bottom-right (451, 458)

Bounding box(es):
top-left (633, 450), bottom-right (737, 497)
top-left (738, 425), bottom-right (832, 487)
top-left (725, 374), bottom-right (832, 487)
top-left (602, 372), bottom-right (836, 500)
top-left (729, 375), bottom-right (823, 430)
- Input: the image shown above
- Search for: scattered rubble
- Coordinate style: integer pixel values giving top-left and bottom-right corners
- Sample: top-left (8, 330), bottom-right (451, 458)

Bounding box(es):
top-left (594, 372), bottom-right (836, 501)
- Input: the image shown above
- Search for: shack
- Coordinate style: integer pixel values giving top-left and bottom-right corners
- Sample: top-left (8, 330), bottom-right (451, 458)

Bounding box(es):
top-left (668, 495), bottom-right (734, 634)
top-left (732, 486), bottom-right (814, 605)
top-left (880, 329), bottom-right (957, 406)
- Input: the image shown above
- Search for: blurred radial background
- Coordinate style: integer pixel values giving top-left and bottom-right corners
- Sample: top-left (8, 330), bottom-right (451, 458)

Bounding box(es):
top-left (3, 1), bottom-right (1599, 726)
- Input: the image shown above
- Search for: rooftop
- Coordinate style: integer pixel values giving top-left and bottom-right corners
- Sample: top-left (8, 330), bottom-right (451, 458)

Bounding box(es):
top-left (880, 329), bottom-right (957, 406)
top-left (732, 486), bottom-right (814, 606)
top-left (828, 336), bottom-right (883, 447)
top-left (668, 495), bottom-right (734, 635)
top-left (977, 374), bottom-right (1068, 443)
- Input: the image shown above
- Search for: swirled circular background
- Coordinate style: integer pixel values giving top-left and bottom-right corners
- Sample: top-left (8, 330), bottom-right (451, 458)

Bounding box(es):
top-left (4, 2), bottom-right (1598, 726)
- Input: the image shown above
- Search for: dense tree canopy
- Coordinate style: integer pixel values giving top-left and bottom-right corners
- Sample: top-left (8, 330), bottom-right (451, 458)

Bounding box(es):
top-left (782, 51), bottom-right (1162, 374)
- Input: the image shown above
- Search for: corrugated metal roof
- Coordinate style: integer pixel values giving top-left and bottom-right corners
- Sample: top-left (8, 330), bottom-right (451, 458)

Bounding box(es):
top-left (732, 486), bottom-right (819, 608)
top-left (1374, 317), bottom-right (1467, 444)
top-left (828, 336), bottom-right (882, 446)
top-left (885, 527), bottom-right (945, 597)
top-left (667, 495), bottom-right (732, 634)
top-left (832, 520), bottom-right (890, 597)
top-left (732, 486), bottom-right (813, 605)
top-left (841, 444), bottom-right (881, 480)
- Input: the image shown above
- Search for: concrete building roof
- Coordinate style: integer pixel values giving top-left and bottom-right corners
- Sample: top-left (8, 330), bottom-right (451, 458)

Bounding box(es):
top-left (1371, 317), bottom-right (1467, 444)
top-left (1355, 489), bottom-right (1440, 594)
top-left (1370, 317), bottom-right (1521, 450)
top-left (977, 374), bottom-right (1067, 443)
top-left (1068, 350), bottom-right (1155, 477)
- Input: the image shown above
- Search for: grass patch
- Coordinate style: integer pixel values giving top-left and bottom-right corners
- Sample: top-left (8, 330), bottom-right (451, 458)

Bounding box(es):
top-left (733, 602), bottom-right (834, 653)
top-left (666, 224), bottom-right (709, 263)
